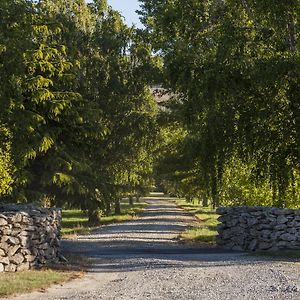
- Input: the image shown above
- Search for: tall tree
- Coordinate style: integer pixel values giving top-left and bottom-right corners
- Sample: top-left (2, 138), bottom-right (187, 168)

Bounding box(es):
top-left (140, 0), bottom-right (300, 207)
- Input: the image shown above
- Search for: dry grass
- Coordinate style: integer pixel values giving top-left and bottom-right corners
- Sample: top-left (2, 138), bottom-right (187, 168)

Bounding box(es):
top-left (0, 269), bottom-right (81, 298)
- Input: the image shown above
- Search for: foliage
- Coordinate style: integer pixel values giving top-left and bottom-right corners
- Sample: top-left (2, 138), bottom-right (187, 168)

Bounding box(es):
top-left (140, 0), bottom-right (300, 208)
top-left (0, 0), bottom-right (159, 221)
top-left (0, 127), bottom-right (14, 196)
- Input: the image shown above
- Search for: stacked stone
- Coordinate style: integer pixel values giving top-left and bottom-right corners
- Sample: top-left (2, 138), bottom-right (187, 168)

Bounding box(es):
top-left (0, 204), bottom-right (61, 272)
top-left (216, 206), bottom-right (300, 251)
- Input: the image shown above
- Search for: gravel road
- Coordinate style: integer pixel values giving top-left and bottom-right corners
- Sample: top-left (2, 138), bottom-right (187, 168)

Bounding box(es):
top-left (10, 194), bottom-right (300, 300)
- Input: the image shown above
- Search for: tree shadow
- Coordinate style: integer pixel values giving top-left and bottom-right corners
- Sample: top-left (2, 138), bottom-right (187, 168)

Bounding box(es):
top-left (63, 199), bottom-right (284, 274)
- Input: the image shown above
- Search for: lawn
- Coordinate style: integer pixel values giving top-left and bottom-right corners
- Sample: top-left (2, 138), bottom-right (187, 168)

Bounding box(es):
top-left (175, 199), bottom-right (219, 245)
top-left (0, 269), bottom-right (80, 298)
top-left (62, 200), bottom-right (148, 237)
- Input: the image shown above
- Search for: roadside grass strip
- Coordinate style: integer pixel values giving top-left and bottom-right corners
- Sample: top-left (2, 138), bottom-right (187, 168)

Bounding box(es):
top-left (175, 199), bottom-right (219, 245)
top-left (0, 269), bottom-right (80, 298)
top-left (62, 201), bottom-right (148, 237)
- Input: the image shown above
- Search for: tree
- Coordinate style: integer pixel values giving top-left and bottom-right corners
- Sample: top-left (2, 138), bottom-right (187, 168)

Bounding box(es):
top-left (140, 0), bottom-right (300, 207)
top-left (0, 0), bottom-right (159, 221)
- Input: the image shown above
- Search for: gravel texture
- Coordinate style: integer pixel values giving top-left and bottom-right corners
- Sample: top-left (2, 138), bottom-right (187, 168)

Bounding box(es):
top-left (9, 194), bottom-right (300, 300)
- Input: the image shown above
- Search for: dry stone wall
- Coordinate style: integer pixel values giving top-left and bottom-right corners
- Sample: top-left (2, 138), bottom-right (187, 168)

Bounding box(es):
top-left (216, 206), bottom-right (300, 251)
top-left (0, 204), bottom-right (61, 272)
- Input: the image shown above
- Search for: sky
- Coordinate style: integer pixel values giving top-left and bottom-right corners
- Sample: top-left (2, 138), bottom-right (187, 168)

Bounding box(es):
top-left (86, 0), bottom-right (143, 28)
top-left (107, 0), bottom-right (142, 28)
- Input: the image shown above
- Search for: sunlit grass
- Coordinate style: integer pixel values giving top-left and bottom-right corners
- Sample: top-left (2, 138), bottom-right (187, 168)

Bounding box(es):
top-left (0, 270), bottom-right (79, 297)
top-left (176, 199), bottom-right (219, 245)
top-left (62, 201), bottom-right (148, 237)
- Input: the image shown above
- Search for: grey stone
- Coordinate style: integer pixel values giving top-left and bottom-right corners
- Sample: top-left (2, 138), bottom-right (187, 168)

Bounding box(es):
top-left (232, 245), bottom-right (243, 251)
top-left (40, 242), bottom-right (49, 250)
top-left (274, 224), bottom-right (287, 231)
top-left (10, 253), bottom-right (25, 265)
top-left (44, 248), bottom-right (55, 258)
top-left (25, 255), bottom-right (36, 262)
top-left (0, 205), bottom-right (66, 271)
top-left (249, 229), bottom-right (259, 236)
top-left (247, 218), bottom-right (258, 226)
top-left (290, 221), bottom-right (300, 228)
top-left (216, 206), bottom-right (300, 252)
top-left (11, 229), bottom-right (21, 236)
top-left (25, 226), bottom-right (36, 232)
top-left (280, 233), bottom-right (296, 241)
top-left (0, 218), bottom-right (8, 226)
top-left (5, 264), bottom-right (17, 272)
top-left (270, 231), bottom-right (284, 240)
top-left (0, 242), bottom-right (9, 252)
top-left (223, 242), bottom-right (235, 250)
top-left (0, 256), bottom-right (9, 265)
top-left (257, 224), bottom-right (272, 230)
top-left (19, 230), bottom-right (32, 237)
top-left (287, 228), bottom-right (297, 234)
top-left (291, 241), bottom-right (300, 247)
top-left (277, 216), bottom-right (289, 224)
top-left (0, 214), bottom-right (7, 220)
top-left (0, 263), bottom-right (4, 272)
top-left (17, 262), bottom-right (30, 272)
top-left (216, 224), bottom-right (227, 231)
top-left (258, 242), bottom-right (272, 250)
top-left (220, 229), bottom-right (233, 240)
top-left (232, 236), bottom-right (245, 245)
top-left (10, 213), bottom-right (23, 223)
top-left (268, 246), bottom-right (279, 252)
top-left (8, 245), bottom-right (20, 256)
top-left (228, 218), bottom-right (239, 227)
top-left (252, 211), bottom-right (263, 216)
top-left (272, 208), bottom-right (293, 215)
top-left (248, 239), bottom-right (258, 251)
top-left (260, 230), bottom-right (271, 239)
top-left (7, 237), bottom-right (19, 245)
top-left (277, 241), bottom-right (288, 248)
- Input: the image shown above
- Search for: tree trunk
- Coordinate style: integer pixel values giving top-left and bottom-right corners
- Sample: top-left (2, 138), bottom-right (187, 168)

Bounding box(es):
top-left (114, 198), bottom-right (121, 215)
top-left (135, 194), bottom-right (140, 203)
top-left (202, 194), bottom-right (208, 207)
top-left (211, 174), bottom-right (219, 208)
top-left (105, 202), bottom-right (111, 215)
top-left (88, 208), bottom-right (101, 225)
top-left (129, 195), bottom-right (134, 206)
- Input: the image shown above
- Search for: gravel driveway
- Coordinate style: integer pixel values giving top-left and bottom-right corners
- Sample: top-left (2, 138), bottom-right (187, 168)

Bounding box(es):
top-left (10, 194), bottom-right (300, 300)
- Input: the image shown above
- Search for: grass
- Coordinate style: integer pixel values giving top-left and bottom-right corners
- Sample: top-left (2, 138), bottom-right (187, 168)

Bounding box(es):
top-left (0, 269), bottom-right (81, 298)
top-left (175, 199), bottom-right (219, 245)
top-left (62, 200), bottom-right (148, 237)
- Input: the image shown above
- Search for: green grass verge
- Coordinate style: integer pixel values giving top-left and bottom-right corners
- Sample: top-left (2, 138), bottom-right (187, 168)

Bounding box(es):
top-left (0, 269), bottom-right (79, 298)
top-left (176, 199), bottom-right (219, 245)
top-left (62, 201), bottom-right (148, 237)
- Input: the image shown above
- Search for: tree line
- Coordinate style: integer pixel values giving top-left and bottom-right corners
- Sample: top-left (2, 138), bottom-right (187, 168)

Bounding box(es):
top-left (0, 0), bottom-right (160, 222)
top-left (140, 0), bottom-right (300, 208)
top-left (1, 0), bottom-right (299, 214)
